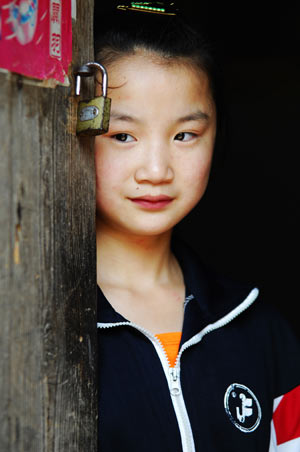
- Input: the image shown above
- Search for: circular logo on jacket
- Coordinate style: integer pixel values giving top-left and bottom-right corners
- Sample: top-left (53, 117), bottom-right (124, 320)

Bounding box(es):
top-left (224, 383), bottom-right (262, 432)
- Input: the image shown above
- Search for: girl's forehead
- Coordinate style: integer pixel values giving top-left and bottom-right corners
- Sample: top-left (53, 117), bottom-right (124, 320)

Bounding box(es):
top-left (107, 50), bottom-right (200, 76)
top-left (95, 51), bottom-right (216, 122)
top-left (104, 52), bottom-right (211, 97)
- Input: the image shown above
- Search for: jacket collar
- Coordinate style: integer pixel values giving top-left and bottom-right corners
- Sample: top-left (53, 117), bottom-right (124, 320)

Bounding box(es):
top-left (171, 236), bottom-right (257, 342)
top-left (97, 235), bottom-right (257, 340)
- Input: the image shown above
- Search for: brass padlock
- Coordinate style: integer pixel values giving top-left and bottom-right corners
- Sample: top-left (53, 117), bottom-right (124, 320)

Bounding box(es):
top-left (75, 62), bottom-right (111, 136)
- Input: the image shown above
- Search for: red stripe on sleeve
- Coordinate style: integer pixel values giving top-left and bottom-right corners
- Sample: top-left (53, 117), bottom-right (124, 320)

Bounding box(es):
top-left (272, 385), bottom-right (300, 445)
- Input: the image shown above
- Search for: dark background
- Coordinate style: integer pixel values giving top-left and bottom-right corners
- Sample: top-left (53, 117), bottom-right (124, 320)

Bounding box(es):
top-left (95, 2), bottom-right (299, 335)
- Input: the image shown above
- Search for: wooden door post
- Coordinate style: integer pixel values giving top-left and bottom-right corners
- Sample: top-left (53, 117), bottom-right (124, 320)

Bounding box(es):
top-left (0, 1), bottom-right (97, 450)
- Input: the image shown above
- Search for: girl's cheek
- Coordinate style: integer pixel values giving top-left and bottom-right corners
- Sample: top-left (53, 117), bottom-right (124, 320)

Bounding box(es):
top-left (96, 186), bottom-right (113, 213)
top-left (184, 154), bottom-right (212, 179)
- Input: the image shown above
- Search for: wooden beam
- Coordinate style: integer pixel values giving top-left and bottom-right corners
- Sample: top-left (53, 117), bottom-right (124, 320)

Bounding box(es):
top-left (0, 1), bottom-right (97, 450)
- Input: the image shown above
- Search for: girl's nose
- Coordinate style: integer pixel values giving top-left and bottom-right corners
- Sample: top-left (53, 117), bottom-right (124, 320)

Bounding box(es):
top-left (134, 145), bottom-right (174, 185)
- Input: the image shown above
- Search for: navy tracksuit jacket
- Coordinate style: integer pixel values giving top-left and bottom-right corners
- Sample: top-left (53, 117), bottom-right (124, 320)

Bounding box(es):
top-left (97, 239), bottom-right (300, 451)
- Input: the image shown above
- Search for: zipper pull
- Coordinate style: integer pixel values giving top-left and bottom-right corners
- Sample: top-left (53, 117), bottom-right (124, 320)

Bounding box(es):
top-left (169, 367), bottom-right (181, 396)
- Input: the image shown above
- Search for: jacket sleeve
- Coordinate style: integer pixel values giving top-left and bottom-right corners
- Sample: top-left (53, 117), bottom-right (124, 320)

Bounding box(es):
top-left (269, 385), bottom-right (300, 451)
top-left (268, 308), bottom-right (300, 451)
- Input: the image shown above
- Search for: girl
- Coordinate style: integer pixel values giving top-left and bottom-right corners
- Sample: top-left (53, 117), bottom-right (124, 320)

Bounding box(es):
top-left (94, 8), bottom-right (300, 452)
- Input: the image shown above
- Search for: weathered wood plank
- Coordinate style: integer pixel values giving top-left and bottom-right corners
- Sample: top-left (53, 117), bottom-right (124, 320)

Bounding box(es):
top-left (0, 1), bottom-right (97, 450)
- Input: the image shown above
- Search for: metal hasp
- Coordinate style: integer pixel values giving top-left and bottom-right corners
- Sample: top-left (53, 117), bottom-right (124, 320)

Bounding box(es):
top-left (75, 62), bottom-right (111, 136)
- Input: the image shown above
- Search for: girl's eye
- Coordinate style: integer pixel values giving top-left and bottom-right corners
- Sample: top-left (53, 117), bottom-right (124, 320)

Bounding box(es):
top-left (174, 132), bottom-right (196, 142)
top-left (112, 133), bottom-right (135, 143)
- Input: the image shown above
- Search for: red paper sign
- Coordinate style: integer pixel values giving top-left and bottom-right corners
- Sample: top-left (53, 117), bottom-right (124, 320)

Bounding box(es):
top-left (0, 0), bottom-right (72, 83)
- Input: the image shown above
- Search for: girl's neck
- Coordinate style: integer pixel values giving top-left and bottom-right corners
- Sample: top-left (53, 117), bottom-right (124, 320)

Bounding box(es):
top-left (96, 218), bottom-right (180, 290)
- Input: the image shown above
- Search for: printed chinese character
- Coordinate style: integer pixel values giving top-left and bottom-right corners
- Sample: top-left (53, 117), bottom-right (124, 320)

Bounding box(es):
top-left (50, 32), bottom-right (61, 58)
top-left (51, 2), bottom-right (60, 24)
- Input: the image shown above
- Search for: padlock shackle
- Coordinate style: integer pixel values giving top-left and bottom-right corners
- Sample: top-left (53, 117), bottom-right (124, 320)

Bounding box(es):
top-left (86, 62), bottom-right (108, 97)
top-left (75, 62), bottom-right (108, 97)
top-left (75, 75), bottom-right (82, 96)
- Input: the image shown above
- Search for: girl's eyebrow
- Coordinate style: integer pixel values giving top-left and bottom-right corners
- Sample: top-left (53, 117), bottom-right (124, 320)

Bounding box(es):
top-left (110, 109), bottom-right (210, 124)
top-left (110, 112), bottom-right (140, 123)
top-left (176, 110), bottom-right (210, 123)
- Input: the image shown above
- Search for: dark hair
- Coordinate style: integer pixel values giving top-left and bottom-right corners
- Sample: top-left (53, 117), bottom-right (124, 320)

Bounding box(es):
top-left (94, 9), bottom-right (226, 172)
top-left (95, 10), bottom-right (217, 98)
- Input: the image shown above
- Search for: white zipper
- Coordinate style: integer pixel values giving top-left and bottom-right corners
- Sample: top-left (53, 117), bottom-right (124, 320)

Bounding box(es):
top-left (174, 287), bottom-right (259, 367)
top-left (168, 366), bottom-right (196, 452)
top-left (146, 331), bottom-right (196, 452)
top-left (97, 287), bottom-right (259, 452)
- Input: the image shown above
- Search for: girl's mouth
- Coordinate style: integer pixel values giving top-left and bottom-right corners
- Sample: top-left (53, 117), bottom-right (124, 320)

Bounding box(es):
top-left (129, 195), bottom-right (174, 210)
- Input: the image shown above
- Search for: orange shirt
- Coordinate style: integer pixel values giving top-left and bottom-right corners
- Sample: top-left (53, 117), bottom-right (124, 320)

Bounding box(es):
top-left (155, 332), bottom-right (182, 368)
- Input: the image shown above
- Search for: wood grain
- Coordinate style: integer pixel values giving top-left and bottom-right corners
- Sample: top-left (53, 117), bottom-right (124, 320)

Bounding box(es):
top-left (0, 1), bottom-right (97, 450)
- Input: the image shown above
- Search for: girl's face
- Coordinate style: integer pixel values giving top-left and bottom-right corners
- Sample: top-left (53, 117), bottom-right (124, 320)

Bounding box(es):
top-left (95, 52), bottom-right (216, 238)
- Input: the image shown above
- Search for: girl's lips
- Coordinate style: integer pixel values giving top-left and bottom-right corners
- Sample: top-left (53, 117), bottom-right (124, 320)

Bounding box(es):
top-left (129, 195), bottom-right (174, 210)
top-left (131, 195), bottom-right (173, 202)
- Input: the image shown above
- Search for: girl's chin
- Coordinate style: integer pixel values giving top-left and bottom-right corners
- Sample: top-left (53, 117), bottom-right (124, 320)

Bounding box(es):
top-left (97, 220), bottom-right (175, 239)
top-left (116, 227), bottom-right (174, 239)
